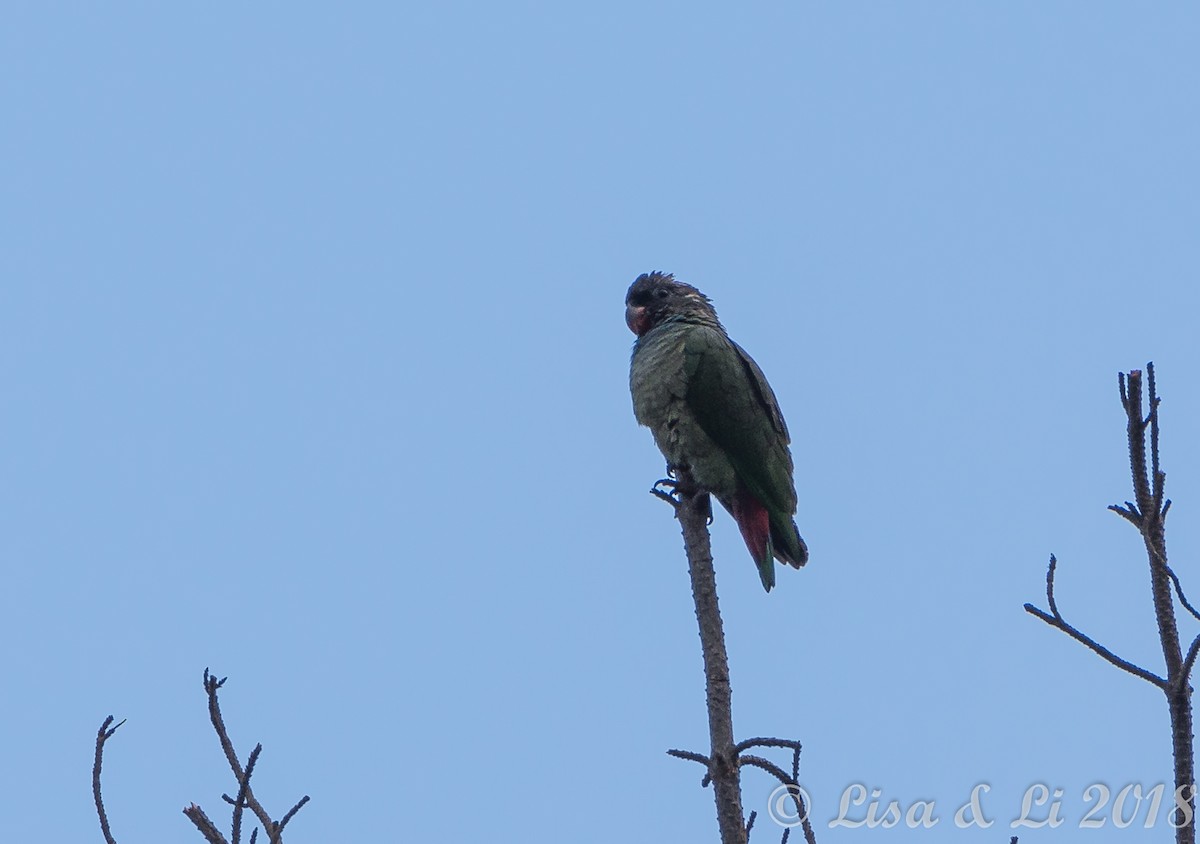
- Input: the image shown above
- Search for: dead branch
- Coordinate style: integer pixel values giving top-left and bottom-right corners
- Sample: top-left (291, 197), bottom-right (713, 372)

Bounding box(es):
top-left (92, 671), bottom-right (310, 844)
top-left (655, 469), bottom-right (815, 844)
top-left (183, 804), bottom-right (229, 844)
top-left (1025, 363), bottom-right (1195, 842)
top-left (1023, 555), bottom-right (1165, 688)
top-left (199, 669), bottom-right (310, 844)
top-left (92, 715), bottom-right (126, 844)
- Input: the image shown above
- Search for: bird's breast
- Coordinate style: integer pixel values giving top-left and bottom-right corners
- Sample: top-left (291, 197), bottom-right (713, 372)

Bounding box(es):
top-left (629, 327), bottom-right (689, 429)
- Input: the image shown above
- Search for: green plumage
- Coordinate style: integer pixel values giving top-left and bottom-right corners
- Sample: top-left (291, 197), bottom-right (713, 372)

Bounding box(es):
top-left (626, 272), bottom-right (807, 590)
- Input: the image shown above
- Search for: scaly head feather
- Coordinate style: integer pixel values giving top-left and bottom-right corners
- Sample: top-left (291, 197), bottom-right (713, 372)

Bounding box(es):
top-left (625, 271), bottom-right (722, 337)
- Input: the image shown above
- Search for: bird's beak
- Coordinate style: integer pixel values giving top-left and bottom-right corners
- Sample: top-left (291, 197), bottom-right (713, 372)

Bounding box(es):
top-left (626, 303), bottom-right (649, 336)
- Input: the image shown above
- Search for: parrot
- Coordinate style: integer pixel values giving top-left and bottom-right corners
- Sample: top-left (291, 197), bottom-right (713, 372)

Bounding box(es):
top-left (625, 271), bottom-right (807, 591)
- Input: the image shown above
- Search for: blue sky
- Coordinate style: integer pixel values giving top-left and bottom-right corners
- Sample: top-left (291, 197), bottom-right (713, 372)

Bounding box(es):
top-left (3, 3), bottom-right (1200, 841)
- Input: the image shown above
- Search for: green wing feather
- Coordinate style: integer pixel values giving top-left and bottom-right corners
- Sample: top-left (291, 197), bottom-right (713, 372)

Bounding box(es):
top-left (683, 327), bottom-right (805, 563)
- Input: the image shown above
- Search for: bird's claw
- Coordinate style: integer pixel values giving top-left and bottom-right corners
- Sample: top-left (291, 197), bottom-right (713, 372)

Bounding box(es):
top-left (650, 473), bottom-right (711, 522)
top-left (650, 477), bottom-right (681, 508)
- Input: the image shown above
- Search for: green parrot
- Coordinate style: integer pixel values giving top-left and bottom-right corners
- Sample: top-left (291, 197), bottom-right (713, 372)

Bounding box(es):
top-left (626, 271), bottom-right (807, 591)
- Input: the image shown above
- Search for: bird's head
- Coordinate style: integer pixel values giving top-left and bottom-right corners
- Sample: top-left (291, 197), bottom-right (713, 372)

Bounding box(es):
top-left (625, 271), bottom-right (720, 337)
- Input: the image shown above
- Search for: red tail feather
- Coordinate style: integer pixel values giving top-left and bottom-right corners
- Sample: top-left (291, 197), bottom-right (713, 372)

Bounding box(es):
top-left (731, 489), bottom-right (771, 567)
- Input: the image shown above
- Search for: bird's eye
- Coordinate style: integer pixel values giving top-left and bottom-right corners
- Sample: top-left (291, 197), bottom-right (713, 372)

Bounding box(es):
top-left (655, 288), bottom-right (670, 299)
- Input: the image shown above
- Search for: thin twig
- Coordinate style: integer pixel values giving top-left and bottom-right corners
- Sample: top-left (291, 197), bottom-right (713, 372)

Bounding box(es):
top-left (93, 715), bottom-right (126, 844)
top-left (667, 748), bottom-right (714, 787)
top-left (1155, 547), bottom-right (1200, 623)
top-left (1149, 363), bottom-right (1164, 514)
top-left (1024, 602), bottom-right (1165, 687)
top-left (736, 737), bottom-right (804, 754)
top-left (738, 757), bottom-right (818, 844)
top-left (667, 748), bottom-right (713, 767)
top-left (1026, 553), bottom-right (1165, 686)
top-left (1108, 503), bottom-right (1141, 525)
top-left (276, 795), bottom-right (311, 836)
top-left (1181, 634), bottom-right (1200, 695)
top-left (232, 743), bottom-right (263, 844)
top-left (1045, 555), bottom-right (1060, 619)
top-left (203, 670), bottom-right (278, 839)
top-left (739, 754), bottom-right (793, 784)
top-left (183, 804), bottom-right (230, 844)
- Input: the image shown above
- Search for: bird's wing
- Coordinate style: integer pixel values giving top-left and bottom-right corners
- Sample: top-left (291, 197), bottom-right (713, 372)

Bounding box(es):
top-left (683, 326), bottom-right (797, 515)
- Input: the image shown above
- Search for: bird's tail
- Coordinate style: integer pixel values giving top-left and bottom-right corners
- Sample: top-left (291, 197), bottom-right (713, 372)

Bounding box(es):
top-left (729, 490), bottom-right (778, 591)
top-left (771, 519), bottom-right (808, 570)
top-left (728, 490), bottom-right (808, 592)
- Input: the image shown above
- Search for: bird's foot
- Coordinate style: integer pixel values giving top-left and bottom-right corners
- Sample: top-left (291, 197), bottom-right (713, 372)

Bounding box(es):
top-left (650, 467), bottom-right (710, 521)
top-left (650, 477), bottom-right (681, 509)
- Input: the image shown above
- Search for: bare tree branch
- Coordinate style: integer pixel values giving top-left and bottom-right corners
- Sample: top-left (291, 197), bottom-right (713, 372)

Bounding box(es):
top-left (733, 757), bottom-right (816, 844)
top-left (1153, 544), bottom-right (1200, 624)
top-left (203, 670), bottom-right (279, 839)
top-left (182, 804), bottom-right (229, 844)
top-left (231, 743), bottom-right (262, 844)
top-left (92, 715), bottom-right (125, 844)
top-left (275, 796), bottom-right (311, 837)
top-left (1045, 554), bottom-right (1061, 619)
top-left (660, 469), bottom-right (747, 844)
top-left (1124, 366), bottom-right (1194, 840)
top-left (1024, 601), bottom-right (1166, 687)
top-left (1182, 634), bottom-right (1200, 694)
top-left (201, 670), bottom-right (309, 844)
top-left (1023, 555), bottom-right (1165, 688)
top-left (652, 475), bottom-right (820, 844)
top-left (1028, 363), bottom-right (1195, 843)
top-left (735, 737), bottom-right (803, 755)
top-left (739, 755), bottom-right (794, 786)
top-left (93, 672), bottom-right (310, 844)
top-left (655, 471), bottom-right (815, 844)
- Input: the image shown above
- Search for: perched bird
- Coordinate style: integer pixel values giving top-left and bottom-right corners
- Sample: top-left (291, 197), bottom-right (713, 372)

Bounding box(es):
top-left (626, 271), bottom-right (807, 591)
